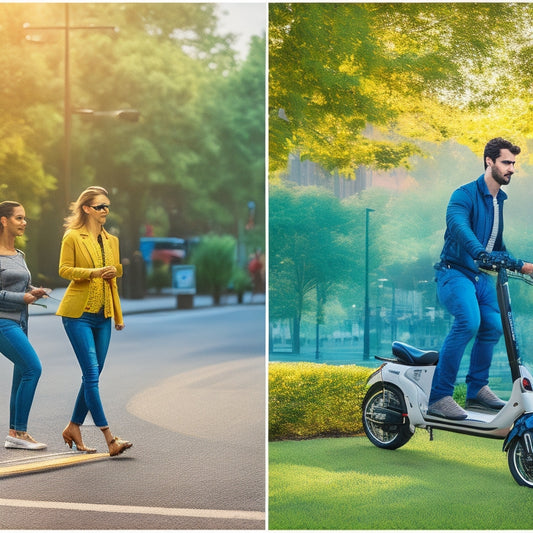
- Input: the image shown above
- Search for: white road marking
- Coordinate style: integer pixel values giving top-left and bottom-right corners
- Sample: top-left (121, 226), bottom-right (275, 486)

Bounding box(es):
top-left (0, 498), bottom-right (265, 522)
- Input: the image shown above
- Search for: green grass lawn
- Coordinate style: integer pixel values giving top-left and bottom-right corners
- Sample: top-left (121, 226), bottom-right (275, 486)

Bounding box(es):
top-left (269, 431), bottom-right (533, 529)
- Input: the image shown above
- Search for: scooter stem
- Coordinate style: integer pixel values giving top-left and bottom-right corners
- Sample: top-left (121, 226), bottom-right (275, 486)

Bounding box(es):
top-left (496, 268), bottom-right (521, 382)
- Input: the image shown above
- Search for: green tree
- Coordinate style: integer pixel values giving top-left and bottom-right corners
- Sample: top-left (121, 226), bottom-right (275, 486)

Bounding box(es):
top-left (269, 3), bottom-right (533, 174)
top-left (185, 34), bottom-right (266, 239)
top-left (269, 184), bottom-right (353, 353)
top-left (1, 3), bottom-right (265, 283)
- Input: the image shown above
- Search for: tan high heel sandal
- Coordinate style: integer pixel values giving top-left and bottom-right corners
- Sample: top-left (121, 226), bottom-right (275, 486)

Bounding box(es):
top-left (108, 436), bottom-right (133, 457)
top-left (100, 426), bottom-right (132, 457)
top-left (62, 422), bottom-right (97, 453)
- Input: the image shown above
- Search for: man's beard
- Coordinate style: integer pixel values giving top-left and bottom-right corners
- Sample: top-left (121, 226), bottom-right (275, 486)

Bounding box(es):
top-left (492, 166), bottom-right (511, 186)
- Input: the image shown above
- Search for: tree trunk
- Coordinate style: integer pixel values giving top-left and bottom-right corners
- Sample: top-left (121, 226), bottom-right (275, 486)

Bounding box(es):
top-left (291, 315), bottom-right (301, 354)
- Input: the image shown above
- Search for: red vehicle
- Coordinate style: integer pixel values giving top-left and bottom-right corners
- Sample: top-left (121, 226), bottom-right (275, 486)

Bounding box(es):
top-left (139, 237), bottom-right (187, 267)
top-left (152, 240), bottom-right (186, 265)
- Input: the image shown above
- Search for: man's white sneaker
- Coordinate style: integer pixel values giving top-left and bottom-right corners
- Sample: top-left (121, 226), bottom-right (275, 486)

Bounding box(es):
top-left (4, 434), bottom-right (47, 450)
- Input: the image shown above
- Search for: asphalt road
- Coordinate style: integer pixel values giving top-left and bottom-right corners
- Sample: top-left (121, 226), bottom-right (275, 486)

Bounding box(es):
top-left (0, 305), bottom-right (266, 529)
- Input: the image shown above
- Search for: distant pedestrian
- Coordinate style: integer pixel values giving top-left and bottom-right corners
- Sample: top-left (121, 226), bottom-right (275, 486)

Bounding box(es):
top-left (248, 249), bottom-right (265, 295)
top-left (57, 186), bottom-right (132, 456)
top-left (0, 201), bottom-right (49, 450)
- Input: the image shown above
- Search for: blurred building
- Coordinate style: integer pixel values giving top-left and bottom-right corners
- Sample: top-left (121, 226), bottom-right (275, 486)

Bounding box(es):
top-left (281, 152), bottom-right (409, 199)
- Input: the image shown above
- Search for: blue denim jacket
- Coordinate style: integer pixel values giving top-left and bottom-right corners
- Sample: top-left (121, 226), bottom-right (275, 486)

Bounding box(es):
top-left (438, 174), bottom-right (510, 276)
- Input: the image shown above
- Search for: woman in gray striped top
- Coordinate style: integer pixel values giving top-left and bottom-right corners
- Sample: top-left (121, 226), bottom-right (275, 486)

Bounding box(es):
top-left (0, 201), bottom-right (49, 450)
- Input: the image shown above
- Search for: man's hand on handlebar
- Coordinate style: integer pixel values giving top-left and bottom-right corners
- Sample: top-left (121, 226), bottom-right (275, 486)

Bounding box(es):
top-left (520, 262), bottom-right (533, 276)
top-left (476, 251), bottom-right (524, 272)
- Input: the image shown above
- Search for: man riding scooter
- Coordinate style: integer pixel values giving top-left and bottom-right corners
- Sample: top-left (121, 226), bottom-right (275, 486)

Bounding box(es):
top-left (428, 137), bottom-right (533, 420)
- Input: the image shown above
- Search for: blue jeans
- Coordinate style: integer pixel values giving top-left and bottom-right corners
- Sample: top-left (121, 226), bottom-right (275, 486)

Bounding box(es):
top-left (62, 312), bottom-right (111, 427)
top-left (429, 268), bottom-right (502, 404)
top-left (0, 318), bottom-right (42, 432)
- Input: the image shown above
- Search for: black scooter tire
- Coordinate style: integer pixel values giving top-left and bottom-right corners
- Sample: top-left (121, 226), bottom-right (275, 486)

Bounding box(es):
top-left (507, 431), bottom-right (533, 488)
top-left (362, 382), bottom-right (414, 450)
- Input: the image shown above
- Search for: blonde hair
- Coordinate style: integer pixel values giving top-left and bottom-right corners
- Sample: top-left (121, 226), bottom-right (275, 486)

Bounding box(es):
top-left (64, 186), bottom-right (109, 230)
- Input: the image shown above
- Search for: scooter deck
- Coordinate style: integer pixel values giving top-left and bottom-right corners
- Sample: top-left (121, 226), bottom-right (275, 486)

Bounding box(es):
top-left (425, 410), bottom-right (493, 423)
top-left (422, 409), bottom-right (509, 437)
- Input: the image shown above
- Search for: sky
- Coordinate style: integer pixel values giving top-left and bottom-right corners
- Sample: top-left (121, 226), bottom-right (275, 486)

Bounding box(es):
top-left (215, 2), bottom-right (267, 60)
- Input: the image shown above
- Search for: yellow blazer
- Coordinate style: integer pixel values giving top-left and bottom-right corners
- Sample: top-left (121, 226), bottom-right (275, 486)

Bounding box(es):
top-left (56, 226), bottom-right (124, 325)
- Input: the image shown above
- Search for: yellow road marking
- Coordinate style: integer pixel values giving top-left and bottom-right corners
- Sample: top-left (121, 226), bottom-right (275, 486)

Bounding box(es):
top-left (0, 452), bottom-right (109, 477)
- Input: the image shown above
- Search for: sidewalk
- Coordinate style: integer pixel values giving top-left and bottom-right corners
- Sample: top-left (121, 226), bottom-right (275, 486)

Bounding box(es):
top-left (29, 288), bottom-right (265, 317)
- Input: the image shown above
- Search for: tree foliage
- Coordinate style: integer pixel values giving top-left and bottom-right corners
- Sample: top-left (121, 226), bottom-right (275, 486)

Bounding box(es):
top-left (269, 3), bottom-right (533, 174)
top-left (0, 3), bottom-right (265, 281)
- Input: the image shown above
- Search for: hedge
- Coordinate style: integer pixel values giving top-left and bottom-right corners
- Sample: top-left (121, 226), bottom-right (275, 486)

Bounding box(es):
top-left (269, 362), bottom-right (374, 440)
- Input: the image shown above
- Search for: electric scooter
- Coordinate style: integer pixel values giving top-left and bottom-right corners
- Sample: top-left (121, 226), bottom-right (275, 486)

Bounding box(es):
top-left (361, 255), bottom-right (533, 487)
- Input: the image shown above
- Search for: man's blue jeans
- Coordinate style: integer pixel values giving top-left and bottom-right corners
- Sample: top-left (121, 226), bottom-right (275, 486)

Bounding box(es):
top-left (0, 318), bottom-right (42, 432)
top-left (62, 312), bottom-right (111, 428)
top-left (429, 268), bottom-right (502, 404)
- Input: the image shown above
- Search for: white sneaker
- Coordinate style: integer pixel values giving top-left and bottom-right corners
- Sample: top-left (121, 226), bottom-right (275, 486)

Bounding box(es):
top-left (5, 434), bottom-right (47, 450)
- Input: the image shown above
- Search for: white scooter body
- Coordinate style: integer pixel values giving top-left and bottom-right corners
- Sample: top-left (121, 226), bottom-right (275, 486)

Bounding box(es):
top-left (367, 357), bottom-right (533, 439)
top-left (362, 263), bottom-right (533, 487)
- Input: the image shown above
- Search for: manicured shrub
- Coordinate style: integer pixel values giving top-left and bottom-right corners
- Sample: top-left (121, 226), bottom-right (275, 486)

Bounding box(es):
top-left (269, 362), bottom-right (374, 440)
top-left (190, 234), bottom-right (236, 305)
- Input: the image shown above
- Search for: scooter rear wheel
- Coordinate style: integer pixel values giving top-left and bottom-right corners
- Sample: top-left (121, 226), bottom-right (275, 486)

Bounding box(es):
top-left (362, 383), bottom-right (414, 450)
top-left (507, 430), bottom-right (533, 488)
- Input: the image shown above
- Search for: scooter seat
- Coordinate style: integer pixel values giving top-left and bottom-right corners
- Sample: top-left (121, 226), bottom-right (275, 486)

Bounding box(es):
top-left (391, 341), bottom-right (439, 366)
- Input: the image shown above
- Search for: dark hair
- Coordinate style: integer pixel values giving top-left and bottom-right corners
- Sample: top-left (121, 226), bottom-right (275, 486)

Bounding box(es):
top-left (483, 137), bottom-right (521, 169)
top-left (0, 201), bottom-right (22, 234)
top-left (0, 201), bottom-right (22, 224)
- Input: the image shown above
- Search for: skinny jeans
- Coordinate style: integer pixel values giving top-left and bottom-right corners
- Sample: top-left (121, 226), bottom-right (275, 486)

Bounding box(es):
top-left (62, 311), bottom-right (111, 427)
top-left (0, 317), bottom-right (42, 432)
top-left (429, 268), bottom-right (502, 404)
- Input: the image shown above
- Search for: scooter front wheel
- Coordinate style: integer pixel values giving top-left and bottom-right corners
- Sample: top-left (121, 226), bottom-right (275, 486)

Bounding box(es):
top-left (362, 383), bottom-right (414, 450)
top-left (507, 430), bottom-right (533, 488)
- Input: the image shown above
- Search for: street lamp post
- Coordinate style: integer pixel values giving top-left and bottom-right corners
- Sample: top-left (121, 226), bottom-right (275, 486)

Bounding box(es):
top-left (23, 4), bottom-right (118, 205)
top-left (364, 208), bottom-right (375, 360)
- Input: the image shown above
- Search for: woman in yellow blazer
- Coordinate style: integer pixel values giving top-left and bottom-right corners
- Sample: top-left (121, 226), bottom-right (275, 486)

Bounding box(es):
top-left (57, 186), bottom-right (132, 457)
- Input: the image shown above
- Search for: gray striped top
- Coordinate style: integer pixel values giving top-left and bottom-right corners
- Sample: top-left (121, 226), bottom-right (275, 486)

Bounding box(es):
top-left (0, 251), bottom-right (31, 323)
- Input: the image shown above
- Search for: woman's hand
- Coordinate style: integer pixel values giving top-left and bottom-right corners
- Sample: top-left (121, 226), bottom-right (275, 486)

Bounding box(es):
top-left (93, 266), bottom-right (117, 279)
top-left (24, 287), bottom-right (51, 303)
top-left (115, 323), bottom-right (125, 331)
top-left (23, 292), bottom-right (38, 304)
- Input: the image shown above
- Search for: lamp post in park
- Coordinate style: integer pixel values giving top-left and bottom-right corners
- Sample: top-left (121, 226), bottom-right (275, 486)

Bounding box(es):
top-left (363, 208), bottom-right (375, 360)
top-left (23, 5), bottom-right (138, 205)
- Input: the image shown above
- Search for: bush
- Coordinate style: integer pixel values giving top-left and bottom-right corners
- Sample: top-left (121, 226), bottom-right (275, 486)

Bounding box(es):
top-left (269, 362), bottom-right (374, 440)
top-left (191, 234), bottom-right (236, 305)
top-left (147, 260), bottom-right (171, 292)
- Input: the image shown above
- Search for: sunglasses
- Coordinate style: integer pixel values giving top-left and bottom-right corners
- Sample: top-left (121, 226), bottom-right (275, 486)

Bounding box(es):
top-left (89, 204), bottom-right (110, 211)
